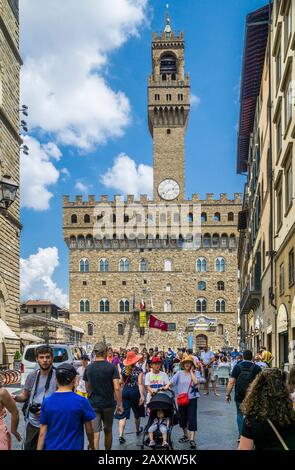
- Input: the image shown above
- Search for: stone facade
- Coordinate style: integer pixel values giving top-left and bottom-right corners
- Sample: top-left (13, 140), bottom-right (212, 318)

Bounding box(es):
top-left (0, 0), bottom-right (22, 367)
top-left (63, 19), bottom-right (241, 352)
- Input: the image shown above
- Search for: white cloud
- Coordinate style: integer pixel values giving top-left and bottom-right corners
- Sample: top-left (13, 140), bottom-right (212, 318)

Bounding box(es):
top-left (20, 0), bottom-right (148, 150)
top-left (100, 153), bottom-right (153, 198)
top-left (20, 247), bottom-right (68, 308)
top-left (75, 181), bottom-right (92, 193)
top-left (20, 135), bottom-right (61, 211)
top-left (190, 94), bottom-right (201, 108)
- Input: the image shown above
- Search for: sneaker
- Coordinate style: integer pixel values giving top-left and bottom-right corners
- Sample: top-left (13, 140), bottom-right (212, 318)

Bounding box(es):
top-left (190, 440), bottom-right (196, 449)
top-left (179, 435), bottom-right (189, 443)
top-left (136, 426), bottom-right (143, 436)
top-left (119, 436), bottom-right (126, 444)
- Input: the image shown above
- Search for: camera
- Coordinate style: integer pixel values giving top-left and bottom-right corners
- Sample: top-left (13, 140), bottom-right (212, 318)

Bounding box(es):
top-left (29, 402), bottom-right (42, 414)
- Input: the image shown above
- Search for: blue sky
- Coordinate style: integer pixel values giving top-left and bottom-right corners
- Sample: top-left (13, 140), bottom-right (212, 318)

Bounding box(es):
top-left (19, 0), bottom-right (268, 306)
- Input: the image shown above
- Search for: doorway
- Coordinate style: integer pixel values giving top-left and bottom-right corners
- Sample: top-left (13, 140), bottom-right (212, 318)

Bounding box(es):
top-left (196, 334), bottom-right (208, 351)
top-left (279, 332), bottom-right (289, 368)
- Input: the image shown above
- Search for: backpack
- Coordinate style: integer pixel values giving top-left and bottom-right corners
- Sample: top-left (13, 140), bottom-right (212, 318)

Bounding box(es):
top-left (235, 363), bottom-right (256, 402)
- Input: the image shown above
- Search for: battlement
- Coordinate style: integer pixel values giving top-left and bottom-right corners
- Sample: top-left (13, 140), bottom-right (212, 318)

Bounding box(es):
top-left (152, 31), bottom-right (184, 43)
top-left (63, 193), bottom-right (242, 207)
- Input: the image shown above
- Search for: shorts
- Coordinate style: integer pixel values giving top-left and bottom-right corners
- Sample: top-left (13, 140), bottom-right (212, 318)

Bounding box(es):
top-left (115, 387), bottom-right (145, 420)
top-left (204, 367), bottom-right (216, 382)
top-left (92, 407), bottom-right (115, 432)
top-left (148, 423), bottom-right (167, 434)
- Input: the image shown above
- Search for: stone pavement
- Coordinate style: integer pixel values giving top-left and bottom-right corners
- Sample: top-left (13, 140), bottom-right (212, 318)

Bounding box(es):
top-left (6, 384), bottom-right (238, 450)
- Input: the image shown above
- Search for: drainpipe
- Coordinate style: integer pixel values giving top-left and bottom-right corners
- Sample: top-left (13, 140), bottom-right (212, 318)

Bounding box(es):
top-left (267, 1), bottom-right (277, 363)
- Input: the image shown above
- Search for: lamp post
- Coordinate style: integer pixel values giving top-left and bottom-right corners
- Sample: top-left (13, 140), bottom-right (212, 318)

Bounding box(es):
top-left (0, 175), bottom-right (19, 209)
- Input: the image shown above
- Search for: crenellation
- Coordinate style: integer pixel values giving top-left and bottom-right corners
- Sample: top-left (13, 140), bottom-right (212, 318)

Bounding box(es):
top-left (100, 195), bottom-right (108, 203)
top-left (75, 195), bottom-right (83, 204)
top-left (88, 195), bottom-right (96, 204)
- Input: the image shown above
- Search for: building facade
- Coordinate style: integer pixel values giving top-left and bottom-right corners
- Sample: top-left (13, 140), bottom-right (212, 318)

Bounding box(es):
top-left (237, 1), bottom-right (295, 370)
top-left (0, 0), bottom-right (22, 368)
top-left (63, 18), bottom-right (242, 352)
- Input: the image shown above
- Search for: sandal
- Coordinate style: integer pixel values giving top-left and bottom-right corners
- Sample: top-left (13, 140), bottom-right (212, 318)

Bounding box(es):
top-left (119, 436), bottom-right (126, 444)
top-left (190, 440), bottom-right (196, 449)
top-left (179, 435), bottom-right (189, 443)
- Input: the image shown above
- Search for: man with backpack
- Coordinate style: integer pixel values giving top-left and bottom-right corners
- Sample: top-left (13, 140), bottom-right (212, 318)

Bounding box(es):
top-left (226, 350), bottom-right (261, 440)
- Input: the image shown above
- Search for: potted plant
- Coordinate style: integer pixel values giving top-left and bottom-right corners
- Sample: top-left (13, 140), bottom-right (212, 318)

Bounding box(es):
top-left (14, 351), bottom-right (22, 370)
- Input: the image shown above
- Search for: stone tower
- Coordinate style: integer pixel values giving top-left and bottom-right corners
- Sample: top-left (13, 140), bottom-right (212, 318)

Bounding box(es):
top-left (148, 16), bottom-right (190, 203)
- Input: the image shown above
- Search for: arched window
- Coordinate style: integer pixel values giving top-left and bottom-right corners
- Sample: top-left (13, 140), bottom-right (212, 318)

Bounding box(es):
top-left (86, 235), bottom-right (93, 248)
top-left (100, 299), bottom-right (110, 312)
top-left (160, 213), bottom-right (166, 223)
top-left (124, 214), bottom-right (129, 223)
top-left (119, 299), bottom-right (129, 312)
top-left (166, 283), bottom-right (172, 292)
top-left (71, 214), bottom-right (77, 224)
top-left (217, 281), bottom-right (225, 291)
top-left (160, 53), bottom-right (177, 75)
top-left (119, 258), bottom-right (130, 272)
top-left (147, 214), bottom-right (153, 223)
top-left (174, 213), bottom-right (180, 223)
top-left (187, 213), bottom-right (193, 223)
top-left (214, 212), bottom-right (221, 222)
top-left (87, 323), bottom-right (93, 336)
top-left (164, 300), bottom-right (172, 312)
top-left (196, 257), bottom-right (207, 272)
top-left (164, 259), bottom-right (172, 271)
top-left (70, 236), bottom-right (76, 249)
top-left (212, 233), bottom-right (219, 247)
top-left (99, 258), bottom-right (109, 272)
top-left (118, 323), bottom-right (124, 336)
top-left (198, 281), bottom-right (206, 291)
top-left (136, 213), bottom-right (142, 223)
top-left (215, 257), bottom-right (225, 272)
top-left (215, 299), bottom-right (226, 312)
top-left (80, 299), bottom-right (90, 312)
top-left (220, 234), bottom-right (228, 248)
top-left (203, 234), bottom-right (211, 248)
top-left (79, 258), bottom-right (89, 273)
top-left (77, 236), bottom-right (85, 248)
top-left (84, 214), bottom-right (90, 223)
top-left (218, 324), bottom-right (224, 335)
top-left (228, 212), bottom-right (234, 222)
top-left (140, 259), bottom-right (148, 272)
top-left (201, 213), bottom-right (207, 223)
top-left (229, 234), bottom-right (236, 248)
top-left (196, 298), bottom-right (207, 312)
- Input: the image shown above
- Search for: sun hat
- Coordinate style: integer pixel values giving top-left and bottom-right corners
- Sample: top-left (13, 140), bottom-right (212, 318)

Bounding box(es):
top-left (180, 355), bottom-right (195, 368)
top-left (123, 350), bottom-right (143, 367)
top-left (151, 356), bottom-right (162, 364)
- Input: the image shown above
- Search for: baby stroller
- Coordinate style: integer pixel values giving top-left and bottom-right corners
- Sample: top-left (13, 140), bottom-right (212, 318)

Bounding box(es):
top-left (141, 389), bottom-right (177, 450)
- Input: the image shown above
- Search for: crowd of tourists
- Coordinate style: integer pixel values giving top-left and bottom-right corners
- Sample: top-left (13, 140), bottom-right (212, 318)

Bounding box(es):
top-left (0, 342), bottom-right (295, 451)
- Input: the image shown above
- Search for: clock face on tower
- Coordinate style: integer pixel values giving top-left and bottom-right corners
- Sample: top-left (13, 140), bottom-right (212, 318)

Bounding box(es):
top-left (158, 179), bottom-right (180, 200)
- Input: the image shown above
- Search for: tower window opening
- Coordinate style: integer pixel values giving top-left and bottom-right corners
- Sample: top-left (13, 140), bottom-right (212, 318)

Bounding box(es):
top-left (178, 94), bottom-right (184, 101)
top-left (171, 73), bottom-right (176, 81)
top-left (167, 129), bottom-right (171, 134)
top-left (160, 54), bottom-right (177, 75)
top-left (155, 94), bottom-right (160, 101)
top-left (166, 94), bottom-right (172, 101)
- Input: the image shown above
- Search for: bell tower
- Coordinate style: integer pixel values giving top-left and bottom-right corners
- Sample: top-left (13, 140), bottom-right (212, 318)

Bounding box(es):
top-left (148, 15), bottom-right (190, 203)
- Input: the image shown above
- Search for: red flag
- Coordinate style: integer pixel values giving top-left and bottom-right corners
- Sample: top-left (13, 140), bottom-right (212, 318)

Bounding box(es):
top-left (149, 314), bottom-right (168, 331)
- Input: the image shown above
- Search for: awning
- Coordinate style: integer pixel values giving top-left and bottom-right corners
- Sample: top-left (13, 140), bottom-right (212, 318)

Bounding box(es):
top-left (0, 319), bottom-right (19, 341)
top-left (20, 331), bottom-right (44, 343)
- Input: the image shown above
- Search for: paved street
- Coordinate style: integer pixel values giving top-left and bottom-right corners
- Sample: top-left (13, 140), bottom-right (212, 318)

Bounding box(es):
top-left (6, 384), bottom-right (238, 450)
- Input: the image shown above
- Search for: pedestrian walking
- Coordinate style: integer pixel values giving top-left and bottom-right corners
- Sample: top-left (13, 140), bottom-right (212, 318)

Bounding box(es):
top-left (13, 345), bottom-right (57, 450)
top-left (259, 346), bottom-right (273, 367)
top-left (226, 350), bottom-right (261, 440)
top-left (83, 340), bottom-right (123, 450)
top-left (37, 364), bottom-right (95, 450)
top-left (145, 356), bottom-right (169, 404)
top-left (168, 355), bottom-right (200, 449)
top-left (0, 376), bottom-right (21, 450)
top-left (115, 350), bottom-right (145, 444)
top-left (76, 354), bottom-right (90, 398)
top-left (200, 346), bottom-right (219, 396)
top-left (238, 368), bottom-right (295, 450)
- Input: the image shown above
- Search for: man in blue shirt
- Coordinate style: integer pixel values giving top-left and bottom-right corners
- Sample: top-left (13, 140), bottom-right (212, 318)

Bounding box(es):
top-left (37, 363), bottom-right (95, 450)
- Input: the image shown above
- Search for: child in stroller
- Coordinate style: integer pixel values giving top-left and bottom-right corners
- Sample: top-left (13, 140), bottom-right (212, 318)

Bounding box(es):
top-left (142, 389), bottom-right (177, 450)
top-left (148, 409), bottom-right (169, 448)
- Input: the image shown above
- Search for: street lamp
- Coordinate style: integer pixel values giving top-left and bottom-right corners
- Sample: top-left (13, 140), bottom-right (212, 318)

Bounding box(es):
top-left (0, 175), bottom-right (19, 209)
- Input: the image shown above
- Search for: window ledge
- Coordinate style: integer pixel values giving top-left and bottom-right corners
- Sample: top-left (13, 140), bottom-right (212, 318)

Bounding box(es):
top-left (284, 202), bottom-right (293, 217)
top-left (276, 221), bottom-right (283, 234)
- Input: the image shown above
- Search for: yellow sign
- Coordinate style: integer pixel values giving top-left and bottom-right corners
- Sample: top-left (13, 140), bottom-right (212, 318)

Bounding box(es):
top-left (140, 311), bottom-right (147, 328)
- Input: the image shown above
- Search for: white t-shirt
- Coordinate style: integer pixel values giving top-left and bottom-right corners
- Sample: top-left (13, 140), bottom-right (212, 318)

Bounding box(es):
top-left (145, 371), bottom-right (169, 403)
top-left (200, 351), bottom-right (215, 365)
top-left (76, 366), bottom-right (87, 394)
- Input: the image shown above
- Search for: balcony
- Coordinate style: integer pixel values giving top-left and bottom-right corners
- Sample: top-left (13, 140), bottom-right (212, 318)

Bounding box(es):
top-left (240, 283), bottom-right (261, 316)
